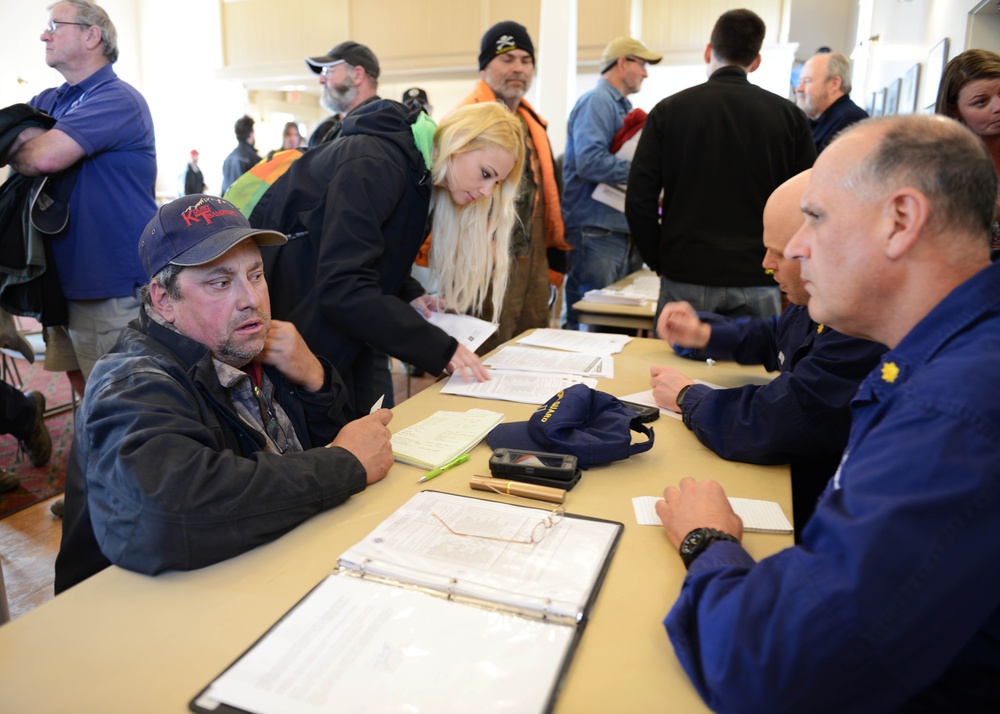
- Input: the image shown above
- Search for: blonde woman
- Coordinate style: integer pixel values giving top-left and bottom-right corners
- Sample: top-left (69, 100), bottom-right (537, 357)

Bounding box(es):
top-left (257, 100), bottom-right (523, 414)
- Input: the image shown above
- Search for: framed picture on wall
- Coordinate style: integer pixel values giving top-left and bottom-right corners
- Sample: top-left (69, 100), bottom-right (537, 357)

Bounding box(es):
top-left (885, 78), bottom-right (902, 115)
top-left (923, 38), bottom-right (950, 111)
top-left (899, 63), bottom-right (921, 114)
top-left (873, 88), bottom-right (886, 117)
top-left (866, 92), bottom-right (876, 115)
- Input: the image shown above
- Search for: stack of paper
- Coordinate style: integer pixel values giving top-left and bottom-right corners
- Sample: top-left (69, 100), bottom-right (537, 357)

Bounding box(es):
top-left (391, 408), bottom-right (504, 469)
top-left (582, 288), bottom-right (650, 305)
top-left (191, 492), bottom-right (624, 714)
top-left (484, 345), bottom-right (614, 379)
top-left (424, 312), bottom-right (497, 353)
top-left (517, 328), bottom-right (632, 354)
top-left (441, 370), bottom-right (598, 404)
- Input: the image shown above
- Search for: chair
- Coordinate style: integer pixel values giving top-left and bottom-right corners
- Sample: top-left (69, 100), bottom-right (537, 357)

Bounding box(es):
top-left (0, 316), bottom-right (77, 417)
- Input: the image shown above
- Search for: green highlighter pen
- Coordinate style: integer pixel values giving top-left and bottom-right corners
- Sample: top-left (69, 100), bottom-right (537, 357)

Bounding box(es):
top-left (417, 453), bottom-right (471, 483)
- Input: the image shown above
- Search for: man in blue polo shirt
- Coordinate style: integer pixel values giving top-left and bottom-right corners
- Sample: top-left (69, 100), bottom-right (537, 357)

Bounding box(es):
top-left (657, 116), bottom-right (1000, 711)
top-left (5, 0), bottom-right (156, 382)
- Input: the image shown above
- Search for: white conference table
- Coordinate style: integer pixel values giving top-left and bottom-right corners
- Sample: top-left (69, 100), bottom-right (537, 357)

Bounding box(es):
top-left (0, 333), bottom-right (788, 713)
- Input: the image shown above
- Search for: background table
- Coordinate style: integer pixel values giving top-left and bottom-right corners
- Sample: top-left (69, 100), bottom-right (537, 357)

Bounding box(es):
top-left (571, 268), bottom-right (658, 333)
top-left (0, 334), bottom-right (788, 713)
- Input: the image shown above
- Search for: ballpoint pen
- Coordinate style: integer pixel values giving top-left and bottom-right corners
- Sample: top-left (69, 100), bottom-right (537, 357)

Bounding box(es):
top-left (417, 453), bottom-right (471, 483)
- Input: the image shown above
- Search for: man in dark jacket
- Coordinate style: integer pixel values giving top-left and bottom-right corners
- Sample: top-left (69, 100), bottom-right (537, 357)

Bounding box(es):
top-left (626, 9), bottom-right (815, 322)
top-left (256, 100), bottom-right (471, 415)
top-left (649, 171), bottom-right (885, 536)
top-left (304, 40), bottom-right (381, 148)
top-left (221, 115), bottom-right (260, 194)
top-left (796, 52), bottom-right (869, 153)
top-left (55, 194), bottom-right (394, 593)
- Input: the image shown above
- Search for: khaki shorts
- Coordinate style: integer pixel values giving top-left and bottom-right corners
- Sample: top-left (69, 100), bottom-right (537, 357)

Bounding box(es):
top-left (43, 325), bottom-right (80, 373)
top-left (66, 295), bottom-right (141, 379)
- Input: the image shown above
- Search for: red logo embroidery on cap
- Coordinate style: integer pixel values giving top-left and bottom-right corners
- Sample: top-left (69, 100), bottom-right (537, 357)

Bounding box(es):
top-left (181, 198), bottom-right (239, 227)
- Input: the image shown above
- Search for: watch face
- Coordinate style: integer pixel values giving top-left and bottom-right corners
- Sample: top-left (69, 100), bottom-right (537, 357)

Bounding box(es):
top-left (680, 529), bottom-right (706, 555)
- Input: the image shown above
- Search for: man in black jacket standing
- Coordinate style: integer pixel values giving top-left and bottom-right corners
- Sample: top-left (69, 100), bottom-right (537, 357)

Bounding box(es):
top-left (55, 195), bottom-right (394, 593)
top-left (626, 9), bottom-right (815, 322)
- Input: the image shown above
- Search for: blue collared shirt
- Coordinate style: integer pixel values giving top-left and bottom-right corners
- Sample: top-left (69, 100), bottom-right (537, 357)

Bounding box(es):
top-left (562, 79), bottom-right (632, 233)
top-left (666, 262), bottom-right (1000, 712)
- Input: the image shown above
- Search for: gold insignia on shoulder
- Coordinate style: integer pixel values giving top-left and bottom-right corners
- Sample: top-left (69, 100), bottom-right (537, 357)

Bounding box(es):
top-left (816, 324), bottom-right (825, 334)
top-left (881, 362), bottom-right (900, 383)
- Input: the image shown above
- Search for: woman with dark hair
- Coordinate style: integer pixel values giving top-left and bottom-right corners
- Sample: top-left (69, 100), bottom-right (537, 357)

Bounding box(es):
top-left (936, 49), bottom-right (1000, 259)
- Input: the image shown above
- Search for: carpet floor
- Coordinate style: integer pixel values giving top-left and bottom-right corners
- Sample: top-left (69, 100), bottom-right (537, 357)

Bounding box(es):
top-left (1, 356), bottom-right (75, 520)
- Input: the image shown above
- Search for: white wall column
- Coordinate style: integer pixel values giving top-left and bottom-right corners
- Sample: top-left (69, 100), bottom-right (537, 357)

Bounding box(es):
top-left (535, 0), bottom-right (576, 155)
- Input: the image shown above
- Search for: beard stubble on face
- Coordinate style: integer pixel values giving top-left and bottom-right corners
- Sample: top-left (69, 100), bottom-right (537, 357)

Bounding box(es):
top-left (216, 309), bottom-right (271, 368)
top-left (321, 80), bottom-right (359, 115)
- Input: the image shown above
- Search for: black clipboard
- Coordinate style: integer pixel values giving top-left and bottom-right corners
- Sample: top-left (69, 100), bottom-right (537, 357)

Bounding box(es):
top-left (189, 491), bottom-right (623, 714)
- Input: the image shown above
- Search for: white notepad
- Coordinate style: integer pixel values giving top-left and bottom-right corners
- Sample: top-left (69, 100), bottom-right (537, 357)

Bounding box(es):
top-left (632, 495), bottom-right (793, 534)
top-left (390, 408), bottom-right (504, 470)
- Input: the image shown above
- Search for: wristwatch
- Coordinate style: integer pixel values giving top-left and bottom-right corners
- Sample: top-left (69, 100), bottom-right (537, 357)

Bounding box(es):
top-left (678, 527), bottom-right (739, 569)
top-left (675, 384), bottom-right (693, 408)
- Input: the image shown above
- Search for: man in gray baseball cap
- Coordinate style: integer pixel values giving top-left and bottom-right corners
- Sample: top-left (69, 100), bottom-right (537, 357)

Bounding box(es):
top-left (55, 194), bottom-right (394, 594)
top-left (305, 41), bottom-right (381, 147)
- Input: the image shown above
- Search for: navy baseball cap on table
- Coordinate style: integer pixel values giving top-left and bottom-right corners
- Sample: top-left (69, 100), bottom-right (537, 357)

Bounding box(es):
top-left (487, 384), bottom-right (654, 469)
top-left (138, 194), bottom-right (286, 279)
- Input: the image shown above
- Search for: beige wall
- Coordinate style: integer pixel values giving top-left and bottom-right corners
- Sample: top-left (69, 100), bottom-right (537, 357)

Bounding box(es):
top-left (855, 0), bottom-right (995, 115)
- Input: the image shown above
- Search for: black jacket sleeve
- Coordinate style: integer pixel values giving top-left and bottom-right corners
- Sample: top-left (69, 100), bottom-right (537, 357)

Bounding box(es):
top-left (625, 108), bottom-right (665, 272)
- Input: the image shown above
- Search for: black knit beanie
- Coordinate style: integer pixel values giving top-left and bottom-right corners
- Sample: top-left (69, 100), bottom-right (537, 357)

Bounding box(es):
top-left (478, 21), bottom-right (535, 71)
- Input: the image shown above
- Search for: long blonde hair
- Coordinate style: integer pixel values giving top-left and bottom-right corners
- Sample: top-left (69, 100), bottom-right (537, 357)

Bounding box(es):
top-left (428, 103), bottom-right (524, 318)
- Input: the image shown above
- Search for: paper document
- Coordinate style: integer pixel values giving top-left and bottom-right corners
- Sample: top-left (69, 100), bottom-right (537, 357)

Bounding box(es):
top-left (485, 346), bottom-right (614, 379)
top-left (338, 491), bottom-right (621, 620)
top-left (517, 328), bottom-right (632, 354)
top-left (628, 275), bottom-right (662, 300)
top-left (582, 288), bottom-right (651, 306)
top-left (391, 408), bottom-right (503, 469)
top-left (590, 182), bottom-right (627, 213)
top-left (618, 389), bottom-right (681, 420)
top-left (425, 311), bottom-right (498, 353)
top-left (632, 495), bottom-right (793, 534)
top-left (196, 574), bottom-right (574, 714)
top-left (618, 383), bottom-right (722, 422)
top-left (441, 370), bottom-right (598, 404)
top-left (192, 492), bottom-right (624, 714)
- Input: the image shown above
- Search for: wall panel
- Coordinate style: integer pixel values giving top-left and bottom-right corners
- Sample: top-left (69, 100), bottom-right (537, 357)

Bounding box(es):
top-left (641, 0), bottom-right (787, 60)
top-left (578, 0), bottom-right (632, 62)
top-left (221, 0), bottom-right (350, 68)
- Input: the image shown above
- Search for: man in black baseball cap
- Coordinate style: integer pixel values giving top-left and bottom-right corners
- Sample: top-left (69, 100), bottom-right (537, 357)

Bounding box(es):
top-left (447, 20), bottom-right (570, 355)
top-left (305, 41), bottom-right (381, 147)
top-left (55, 193), bottom-right (395, 594)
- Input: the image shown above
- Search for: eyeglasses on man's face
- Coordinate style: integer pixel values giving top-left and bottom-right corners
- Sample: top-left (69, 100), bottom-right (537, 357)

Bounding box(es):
top-left (320, 60), bottom-right (347, 78)
top-left (44, 20), bottom-right (91, 34)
